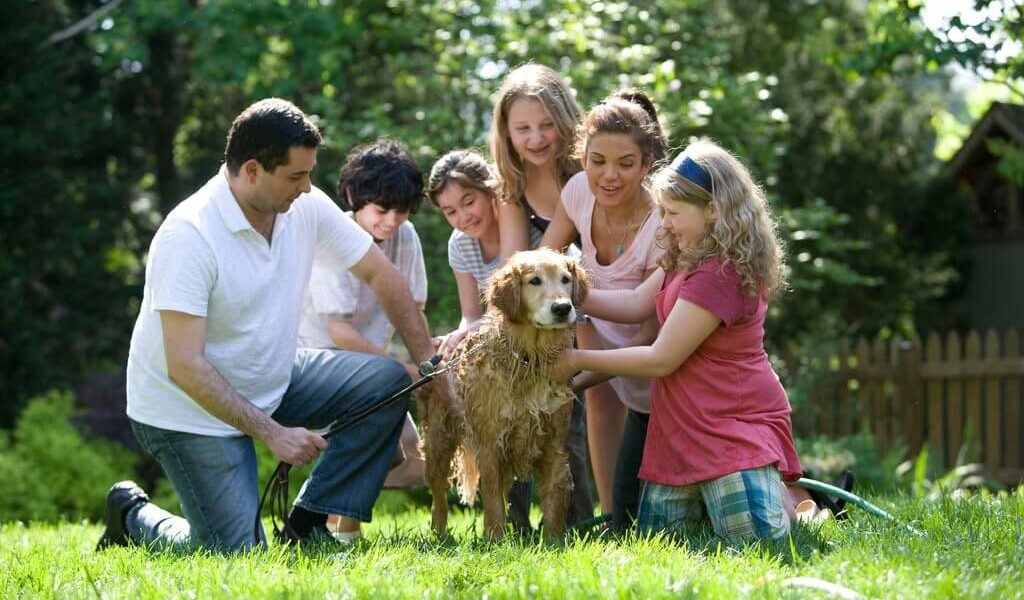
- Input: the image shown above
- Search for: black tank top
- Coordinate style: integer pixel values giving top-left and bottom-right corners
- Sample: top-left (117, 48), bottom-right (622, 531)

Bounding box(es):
top-left (522, 196), bottom-right (550, 234)
top-left (523, 196), bottom-right (581, 247)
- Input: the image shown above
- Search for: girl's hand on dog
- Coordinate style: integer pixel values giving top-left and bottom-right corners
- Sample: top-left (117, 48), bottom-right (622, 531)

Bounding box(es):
top-left (436, 318), bottom-right (487, 359)
top-left (571, 370), bottom-right (611, 394)
top-left (552, 348), bottom-right (580, 384)
top-left (436, 329), bottom-right (467, 359)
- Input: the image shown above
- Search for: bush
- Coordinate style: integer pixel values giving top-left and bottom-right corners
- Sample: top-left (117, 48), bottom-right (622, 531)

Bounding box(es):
top-left (0, 390), bottom-right (137, 523)
top-left (795, 431), bottom-right (905, 493)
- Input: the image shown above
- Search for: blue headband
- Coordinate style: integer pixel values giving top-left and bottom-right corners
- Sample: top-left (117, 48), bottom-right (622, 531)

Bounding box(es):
top-left (671, 155), bottom-right (712, 194)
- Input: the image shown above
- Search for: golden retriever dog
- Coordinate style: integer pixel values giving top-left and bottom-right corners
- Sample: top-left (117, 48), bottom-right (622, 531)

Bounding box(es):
top-left (422, 248), bottom-right (588, 540)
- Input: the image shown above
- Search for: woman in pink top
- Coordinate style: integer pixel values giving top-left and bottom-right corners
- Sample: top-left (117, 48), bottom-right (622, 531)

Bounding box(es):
top-left (542, 89), bottom-right (666, 529)
top-left (557, 140), bottom-right (801, 542)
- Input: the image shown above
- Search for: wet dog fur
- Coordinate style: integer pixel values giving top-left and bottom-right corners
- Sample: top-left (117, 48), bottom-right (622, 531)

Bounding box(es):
top-left (421, 248), bottom-right (589, 540)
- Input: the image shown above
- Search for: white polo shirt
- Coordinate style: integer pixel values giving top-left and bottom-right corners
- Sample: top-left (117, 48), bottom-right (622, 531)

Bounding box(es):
top-left (126, 166), bottom-right (373, 436)
top-left (298, 217), bottom-right (428, 351)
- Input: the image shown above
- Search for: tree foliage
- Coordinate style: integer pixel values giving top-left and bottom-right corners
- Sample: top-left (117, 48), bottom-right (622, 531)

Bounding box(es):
top-left (1, 0), bottom-right (984, 425)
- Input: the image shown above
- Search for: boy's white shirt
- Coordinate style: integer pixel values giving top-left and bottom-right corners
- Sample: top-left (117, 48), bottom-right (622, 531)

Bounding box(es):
top-left (298, 216), bottom-right (427, 350)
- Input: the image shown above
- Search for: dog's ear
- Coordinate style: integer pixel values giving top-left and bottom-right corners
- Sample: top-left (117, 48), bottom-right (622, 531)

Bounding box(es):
top-left (568, 258), bottom-right (589, 307)
top-left (488, 262), bottom-right (521, 319)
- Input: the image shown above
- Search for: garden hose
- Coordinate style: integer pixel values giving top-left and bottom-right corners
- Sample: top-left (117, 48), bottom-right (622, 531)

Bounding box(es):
top-left (794, 477), bottom-right (896, 522)
top-left (570, 477), bottom-right (899, 537)
top-left (572, 513), bottom-right (613, 532)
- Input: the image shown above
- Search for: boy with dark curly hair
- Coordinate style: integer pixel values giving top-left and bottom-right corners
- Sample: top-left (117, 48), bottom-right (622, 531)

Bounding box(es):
top-left (297, 137), bottom-right (429, 543)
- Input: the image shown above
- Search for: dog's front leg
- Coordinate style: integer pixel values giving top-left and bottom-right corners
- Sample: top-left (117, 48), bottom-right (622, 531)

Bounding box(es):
top-left (537, 403), bottom-right (573, 540)
top-left (425, 403), bottom-right (458, 536)
top-left (478, 453), bottom-right (506, 540)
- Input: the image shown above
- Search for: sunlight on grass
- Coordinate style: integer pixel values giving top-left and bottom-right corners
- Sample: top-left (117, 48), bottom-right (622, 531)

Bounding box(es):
top-left (2, 491), bottom-right (1022, 599)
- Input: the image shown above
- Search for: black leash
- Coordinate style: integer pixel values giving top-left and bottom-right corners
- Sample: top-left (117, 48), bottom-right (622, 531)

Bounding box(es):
top-left (255, 354), bottom-right (445, 544)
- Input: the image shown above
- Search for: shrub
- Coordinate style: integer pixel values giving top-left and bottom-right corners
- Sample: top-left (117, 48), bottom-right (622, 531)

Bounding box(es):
top-left (897, 444), bottom-right (1007, 500)
top-left (795, 430), bottom-right (904, 493)
top-left (0, 390), bottom-right (137, 523)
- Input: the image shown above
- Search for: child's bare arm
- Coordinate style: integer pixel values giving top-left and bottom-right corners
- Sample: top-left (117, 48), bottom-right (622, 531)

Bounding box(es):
top-left (570, 317), bottom-right (658, 392)
top-left (571, 370), bottom-right (611, 393)
top-left (498, 201), bottom-right (532, 263)
top-left (564, 299), bottom-right (719, 379)
top-left (539, 200), bottom-right (578, 254)
top-left (582, 269), bottom-right (665, 324)
top-left (453, 270), bottom-right (483, 323)
top-left (328, 319), bottom-right (387, 355)
top-left (436, 271), bottom-right (484, 357)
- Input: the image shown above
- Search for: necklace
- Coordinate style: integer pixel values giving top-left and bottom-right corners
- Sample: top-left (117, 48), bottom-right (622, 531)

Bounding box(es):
top-left (600, 203), bottom-right (648, 256)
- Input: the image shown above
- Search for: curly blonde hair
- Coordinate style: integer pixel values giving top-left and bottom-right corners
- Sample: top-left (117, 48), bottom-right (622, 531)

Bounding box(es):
top-left (653, 140), bottom-right (786, 298)
top-left (489, 64), bottom-right (582, 206)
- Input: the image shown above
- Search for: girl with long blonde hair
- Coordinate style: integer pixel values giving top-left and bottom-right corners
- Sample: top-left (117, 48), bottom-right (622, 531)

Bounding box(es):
top-left (557, 140), bottom-right (802, 542)
top-left (489, 64), bottom-right (592, 530)
top-left (490, 63), bottom-right (582, 260)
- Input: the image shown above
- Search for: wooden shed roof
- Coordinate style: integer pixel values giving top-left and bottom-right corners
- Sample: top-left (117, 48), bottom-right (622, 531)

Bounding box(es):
top-left (949, 102), bottom-right (1024, 177)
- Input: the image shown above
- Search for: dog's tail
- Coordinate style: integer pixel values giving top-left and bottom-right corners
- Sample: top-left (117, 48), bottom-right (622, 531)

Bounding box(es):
top-left (454, 444), bottom-right (480, 505)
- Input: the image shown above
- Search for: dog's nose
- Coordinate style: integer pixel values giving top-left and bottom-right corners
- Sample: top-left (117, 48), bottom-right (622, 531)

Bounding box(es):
top-left (550, 301), bottom-right (572, 319)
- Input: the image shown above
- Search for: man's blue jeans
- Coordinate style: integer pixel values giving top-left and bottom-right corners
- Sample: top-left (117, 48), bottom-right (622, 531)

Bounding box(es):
top-left (126, 348), bottom-right (411, 551)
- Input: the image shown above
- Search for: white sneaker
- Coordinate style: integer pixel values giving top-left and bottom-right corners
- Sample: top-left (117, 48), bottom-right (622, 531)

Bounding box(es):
top-left (329, 529), bottom-right (363, 544)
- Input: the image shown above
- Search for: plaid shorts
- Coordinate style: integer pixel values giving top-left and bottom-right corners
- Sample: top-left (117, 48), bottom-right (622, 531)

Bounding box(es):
top-left (637, 466), bottom-right (791, 542)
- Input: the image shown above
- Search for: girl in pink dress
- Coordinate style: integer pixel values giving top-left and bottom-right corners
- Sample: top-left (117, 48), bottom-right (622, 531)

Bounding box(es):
top-left (558, 140), bottom-right (801, 542)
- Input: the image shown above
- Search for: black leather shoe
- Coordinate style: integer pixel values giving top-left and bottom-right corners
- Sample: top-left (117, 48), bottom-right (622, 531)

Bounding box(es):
top-left (831, 469), bottom-right (856, 519)
top-left (275, 524), bottom-right (355, 549)
top-left (96, 481), bottom-right (149, 550)
top-left (804, 469), bottom-right (856, 521)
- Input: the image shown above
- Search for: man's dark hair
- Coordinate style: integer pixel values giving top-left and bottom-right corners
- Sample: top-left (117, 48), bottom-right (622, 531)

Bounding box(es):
top-left (224, 98), bottom-right (322, 176)
top-left (337, 138), bottom-right (424, 214)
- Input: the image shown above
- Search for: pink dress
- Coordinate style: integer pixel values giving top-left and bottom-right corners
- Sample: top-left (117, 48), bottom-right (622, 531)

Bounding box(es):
top-left (562, 172), bottom-right (661, 412)
top-left (639, 257), bottom-right (802, 486)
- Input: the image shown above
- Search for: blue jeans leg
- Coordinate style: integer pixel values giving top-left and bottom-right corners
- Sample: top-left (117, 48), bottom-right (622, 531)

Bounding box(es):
top-left (128, 419), bottom-right (263, 551)
top-left (272, 348), bottom-right (410, 522)
top-left (612, 409), bottom-right (649, 531)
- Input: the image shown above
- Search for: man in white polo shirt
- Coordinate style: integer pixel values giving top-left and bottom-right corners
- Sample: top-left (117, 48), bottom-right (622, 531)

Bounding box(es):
top-left (96, 98), bottom-right (451, 552)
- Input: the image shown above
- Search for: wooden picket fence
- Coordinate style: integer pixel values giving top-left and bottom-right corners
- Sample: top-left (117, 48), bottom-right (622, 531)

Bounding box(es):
top-left (803, 329), bottom-right (1023, 486)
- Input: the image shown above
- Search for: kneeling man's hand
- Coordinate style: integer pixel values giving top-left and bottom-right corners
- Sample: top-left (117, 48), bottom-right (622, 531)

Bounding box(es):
top-left (266, 426), bottom-right (328, 468)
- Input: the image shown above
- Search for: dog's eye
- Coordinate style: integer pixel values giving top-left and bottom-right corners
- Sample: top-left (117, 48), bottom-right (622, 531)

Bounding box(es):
top-left (561, 275), bottom-right (570, 284)
top-left (528, 276), bottom-right (542, 286)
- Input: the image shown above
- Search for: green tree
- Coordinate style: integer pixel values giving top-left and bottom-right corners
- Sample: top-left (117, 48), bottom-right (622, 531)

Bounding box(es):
top-left (0, 1), bottom-right (146, 426)
top-left (1, 0), bottom-right (983, 426)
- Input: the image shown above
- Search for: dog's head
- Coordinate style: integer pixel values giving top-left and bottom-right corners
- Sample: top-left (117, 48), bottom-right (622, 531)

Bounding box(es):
top-left (487, 248), bottom-right (589, 328)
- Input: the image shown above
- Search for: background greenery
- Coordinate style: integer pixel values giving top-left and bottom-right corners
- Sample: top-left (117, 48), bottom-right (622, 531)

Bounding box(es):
top-left (2, 1), bottom-right (1021, 431)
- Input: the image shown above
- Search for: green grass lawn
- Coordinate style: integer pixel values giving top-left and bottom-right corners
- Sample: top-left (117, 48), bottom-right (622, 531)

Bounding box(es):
top-left (2, 489), bottom-right (1022, 599)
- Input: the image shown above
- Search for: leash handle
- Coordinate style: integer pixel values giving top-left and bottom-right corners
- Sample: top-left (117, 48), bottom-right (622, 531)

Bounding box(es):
top-left (255, 461), bottom-right (297, 543)
top-left (418, 353), bottom-right (443, 376)
top-left (322, 364), bottom-right (440, 441)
